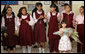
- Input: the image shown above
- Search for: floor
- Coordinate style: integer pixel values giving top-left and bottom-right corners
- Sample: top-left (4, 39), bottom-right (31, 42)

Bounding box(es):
top-left (1, 41), bottom-right (77, 53)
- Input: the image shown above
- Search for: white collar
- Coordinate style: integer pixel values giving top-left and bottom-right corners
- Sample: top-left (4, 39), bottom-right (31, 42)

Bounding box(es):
top-left (6, 14), bottom-right (12, 18)
top-left (52, 12), bottom-right (57, 15)
top-left (37, 10), bottom-right (42, 14)
top-left (64, 11), bottom-right (73, 14)
top-left (22, 15), bottom-right (28, 19)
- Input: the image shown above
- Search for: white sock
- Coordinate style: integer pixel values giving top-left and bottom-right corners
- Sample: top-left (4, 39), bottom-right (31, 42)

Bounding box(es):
top-left (27, 45), bottom-right (31, 53)
top-left (39, 47), bottom-right (42, 53)
top-left (42, 48), bottom-right (45, 53)
top-left (22, 46), bottom-right (26, 53)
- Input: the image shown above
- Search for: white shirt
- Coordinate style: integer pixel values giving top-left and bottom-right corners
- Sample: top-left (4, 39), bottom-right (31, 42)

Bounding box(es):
top-left (1, 15), bottom-right (18, 30)
top-left (33, 10), bottom-right (47, 23)
top-left (21, 15), bottom-right (35, 26)
top-left (47, 12), bottom-right (60, 22)
top-left (75, 14), bottom-right (84, 24)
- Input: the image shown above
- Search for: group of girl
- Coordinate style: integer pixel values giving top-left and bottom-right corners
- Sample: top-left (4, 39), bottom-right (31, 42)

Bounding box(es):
top-left (1, 2), bottom-right (84, 53)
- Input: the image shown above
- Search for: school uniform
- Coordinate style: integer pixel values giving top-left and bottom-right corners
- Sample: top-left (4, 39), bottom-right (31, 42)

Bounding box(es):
top-left (47, 12), bottom-right (60, 52)
top-left (75, 14), bottom-right (84, 53)
top-left (61, 11), bottom-right (75, 28)
top-left (61, 11), bottom-right (75, 41)
top-left (1, 15), bottom-right (18, 49)
top-left (19, 14), bottom-right (35, 46)
top-left (33, 10), bottom-right (46, 43)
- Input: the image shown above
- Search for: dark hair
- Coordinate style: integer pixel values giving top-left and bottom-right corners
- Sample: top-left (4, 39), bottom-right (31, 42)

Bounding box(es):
top-left (17, 7), bottom-right (28, 18)
top-left (50, 4), bottom-right (59, 12)
top-left (51, 1), bottom-right (59, 12)
top-left (80, 6), bottom-right (84, 9)
top-left (35, 2), bottom-right (43, 7)
top-left (50, 4), bottom-right (56, 8)
top-left (32, 2), bottom-right (43, 17)
top-left (6, 6), bottom-right (12, 10)
top-left (65, 4), bottom-right (72, 11)
top-left (6, 7), bottom-right (15, 18)
top-left (1, 5), bottom-right (10, 17)
top-left (60, 20), bottom-right (67, 28)
top-left (61, 3), bottom-right (69, 6)
top-left (32, 7), bottom-right (37, 17)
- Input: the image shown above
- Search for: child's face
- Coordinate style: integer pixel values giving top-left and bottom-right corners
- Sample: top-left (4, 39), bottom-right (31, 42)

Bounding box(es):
top-left (37, 5), bottom-right (42, 11)
top-left (62, 23), bottom-right (66, 28)
top-left (22, 8), bottom-right (27, 15)
top-left (79, 7), bottom-right (84, 13)
top-left (65, 6), bottom-right (70, 12)
top-left (50, 7), bottom-right (56, 12)
top-left (7, 8), bottom-right (12, 15)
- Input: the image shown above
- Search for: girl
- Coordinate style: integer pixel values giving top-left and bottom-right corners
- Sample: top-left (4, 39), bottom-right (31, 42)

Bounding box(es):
top-left (60, 4), bottom-right (75, 42)
top-left (58, 20), bottom-right (72, 53)
top-left (47, 4), bottom-right (60, 53)
top-left (74, 6), bottom-right (84, 53)
top-left (51, 1), bottom-right (59, 12)
top-left (61, 4), bottom-right (75, 28)
top-left (17, 7), bottom-right (34, 53)
top-left (1, 7), bottom-right (18, 53)
top-left (1, 4), bottom-right (10, 51)
top-left (61, 3), bottom-right (69, 13)
top-left (33, 2), bottom-right (47, 53)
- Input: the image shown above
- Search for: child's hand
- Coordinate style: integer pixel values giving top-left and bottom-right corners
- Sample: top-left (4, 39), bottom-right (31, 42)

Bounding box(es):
top-left (60, 35), bottom-right (62, 37)
top-left (39, 15), bottom-right (44, 19)
top-left (44, 15), bottom-right (47, 19)
top-left (60, 14), bottom-right (63, 20)
top-left (19, 18), bottom-right (22, 22)
top-left (4, 33), bottom-right (8, 37)
top-left (25, 20), bottom-right (29, 23)
top-left (59, 28), bottom-right (63, 36)
top-left (14, 30), bottom-right (18, 36)
top-left (60, 31), bottom-right (63, 37)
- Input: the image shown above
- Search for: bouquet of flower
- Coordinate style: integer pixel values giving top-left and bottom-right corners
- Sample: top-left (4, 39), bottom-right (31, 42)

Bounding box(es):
top-left (71, 25), bottom-right (82, 44)
top-left (53, 25), bottom-right (82, 44)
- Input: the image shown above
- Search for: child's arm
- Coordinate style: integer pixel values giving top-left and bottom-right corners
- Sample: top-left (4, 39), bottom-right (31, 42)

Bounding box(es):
top-left (57, 13), bottom-right (61, 22)
top-left (15, 17), bottom-right (18, 36)
top-left (59, 13), bottom-right (63, 23)
top-left (59, 28), bottom-right (63, 37)
top-left (43, 13), bottom-right (48, 23)
top-left (46, 12), bottom-right (51, 23)
top-left (33, 12), bottom-right (41, 23)
top-left (28, 15), bottom-right (35, 26)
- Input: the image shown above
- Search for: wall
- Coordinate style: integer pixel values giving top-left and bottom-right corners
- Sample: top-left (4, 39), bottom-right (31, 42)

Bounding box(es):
top-left (1, 1), bottom-right (84, 17)
top-left (72, 1), bottom-right (84, 15)
top-left (1, 1), bottom-right (50, 16)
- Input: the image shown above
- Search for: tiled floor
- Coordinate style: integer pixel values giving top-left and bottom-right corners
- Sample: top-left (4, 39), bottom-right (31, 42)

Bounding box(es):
top-left (1, 41), bottom-right (77, 53)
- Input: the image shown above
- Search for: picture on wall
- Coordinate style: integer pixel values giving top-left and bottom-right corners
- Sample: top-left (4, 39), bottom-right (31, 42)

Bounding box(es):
top-left (44, 1), bottom-right (51, 5)
top-left (1, 1), bottom-right (18, 5)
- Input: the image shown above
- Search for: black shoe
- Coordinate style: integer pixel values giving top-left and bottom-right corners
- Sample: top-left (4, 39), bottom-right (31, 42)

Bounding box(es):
top-left (33, 45), bottom-right (38, 48)
top-left (3, 46), bottom-right (7, 51)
